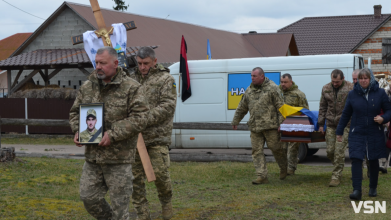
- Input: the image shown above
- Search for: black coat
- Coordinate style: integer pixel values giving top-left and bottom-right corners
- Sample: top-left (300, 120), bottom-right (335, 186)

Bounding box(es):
top-left (336, 81), bottom-right (391, 160)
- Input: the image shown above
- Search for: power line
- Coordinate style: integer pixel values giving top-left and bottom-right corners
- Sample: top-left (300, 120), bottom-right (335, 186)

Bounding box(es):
top-left (1, 0), bottom-right (45, 20)
top-left (0, 23), bottom-right (42, 25)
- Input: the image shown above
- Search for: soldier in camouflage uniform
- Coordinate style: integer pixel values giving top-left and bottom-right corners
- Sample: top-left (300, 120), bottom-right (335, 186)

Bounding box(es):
top-left (69, 47), bottom-right (149, 220)
top-left (232, 67), bottom-right (288, 184)
top-left (129, 47), bottom-right (177, 220)
top-left (79, 109), bottom-right (102, 143)
top-left (279, 73), bottom-right (309, 175)
top-left (318, 69), bottom-right (353, 187)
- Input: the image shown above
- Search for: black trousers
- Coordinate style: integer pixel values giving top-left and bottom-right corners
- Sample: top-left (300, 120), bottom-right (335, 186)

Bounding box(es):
top-left (351, 158), bottom-right (379, 191)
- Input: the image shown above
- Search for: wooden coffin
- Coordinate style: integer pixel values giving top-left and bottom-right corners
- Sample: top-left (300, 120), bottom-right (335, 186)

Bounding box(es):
top-left (280, 115), bottom-right (325, 143)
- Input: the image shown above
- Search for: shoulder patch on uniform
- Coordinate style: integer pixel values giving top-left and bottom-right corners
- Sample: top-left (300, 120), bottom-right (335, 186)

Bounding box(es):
top-left (173, 82), bottom-right (176, 88)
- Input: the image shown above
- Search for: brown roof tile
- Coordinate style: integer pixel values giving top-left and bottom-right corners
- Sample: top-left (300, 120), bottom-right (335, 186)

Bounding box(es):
top-left (242, 33), bottom-right (298, 56)
top-left (0, 46), bottom-right (157, 70)
top-left (0, 33), bottom-right (32, 60)
top-left (66, 2), bottom-right (263, 62)
top-left (278, 14), bottom-right (391, 55)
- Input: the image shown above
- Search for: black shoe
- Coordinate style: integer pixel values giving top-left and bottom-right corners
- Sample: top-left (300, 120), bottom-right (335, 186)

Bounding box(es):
top-left (349, 190), bottom-right (362, 200)
top-left (369, 188), bottom-right (377, 197)
top-left (379, 167), bottom-right (388, 174)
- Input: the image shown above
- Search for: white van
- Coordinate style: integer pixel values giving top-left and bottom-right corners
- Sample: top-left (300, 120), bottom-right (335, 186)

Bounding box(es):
top-left (168, 54), bottom-right (365, 161)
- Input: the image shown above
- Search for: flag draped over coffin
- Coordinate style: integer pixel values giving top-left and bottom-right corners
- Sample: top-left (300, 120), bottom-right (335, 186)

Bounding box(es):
top-left (279, 104), bottom-right (322, 131)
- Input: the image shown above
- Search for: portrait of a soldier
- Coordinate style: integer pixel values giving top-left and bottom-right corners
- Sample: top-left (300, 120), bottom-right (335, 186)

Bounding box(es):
top-left (79, 108), bottom-right (102, 143)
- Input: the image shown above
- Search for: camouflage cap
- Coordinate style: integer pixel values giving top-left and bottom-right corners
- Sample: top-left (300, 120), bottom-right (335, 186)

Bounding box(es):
top-left (86, 109), bottom-right (97, 119)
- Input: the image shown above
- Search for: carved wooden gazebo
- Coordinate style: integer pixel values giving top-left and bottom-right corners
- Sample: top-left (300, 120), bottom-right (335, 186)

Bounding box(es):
top-left (0, 46), bottom-right (157, 95)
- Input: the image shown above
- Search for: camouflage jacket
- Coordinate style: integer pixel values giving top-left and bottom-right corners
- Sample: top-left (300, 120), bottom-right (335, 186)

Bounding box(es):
top-left (129, 64), bottom-right (177, 147)
top-left (232, 77), bottom-right (285, 132)
top-left (69, 68), bottom-right (149, 164)
top-left (318, 80), bottom-right (353, 129)
top-left (279, 82), bottom-right (309, 109)
top-left (79, 128), bottom-right (102, 143)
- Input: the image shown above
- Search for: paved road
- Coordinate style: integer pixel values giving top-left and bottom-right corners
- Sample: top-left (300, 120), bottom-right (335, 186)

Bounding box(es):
top-left (4, 143), bottom-right (352, 166)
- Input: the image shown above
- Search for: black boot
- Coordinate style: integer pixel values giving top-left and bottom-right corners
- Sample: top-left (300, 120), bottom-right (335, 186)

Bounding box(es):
top-left (379, 167), bottom-right (388, 174)
top-left (369, 188), bottom-right (377, 197)
top-left (349, 190), bottom-right (362, 200)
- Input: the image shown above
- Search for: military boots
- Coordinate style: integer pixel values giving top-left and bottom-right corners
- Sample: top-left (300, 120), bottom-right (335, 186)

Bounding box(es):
top-left (329, 179), bottom-right (340, 187)
top-left (135, 203), bottom-right (151, 220)
top-left (252, 177), bottom-right (269, 185)
top-left (280, 170), bottom-right (288, 180)
top-left (287, 169), bottom-right (295, 175)
top-left (162, 202), bottom-right (173, 220)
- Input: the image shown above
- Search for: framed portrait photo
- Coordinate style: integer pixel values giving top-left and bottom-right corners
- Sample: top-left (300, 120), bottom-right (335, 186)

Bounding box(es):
top-left (79, 103), bottom-right (104, 144)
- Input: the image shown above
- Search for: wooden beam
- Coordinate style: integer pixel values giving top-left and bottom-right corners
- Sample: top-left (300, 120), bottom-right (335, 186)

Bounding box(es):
top-left (0, 118), bottom-right (69, 127)
top-left (11, 70), bottom-right (23, 89)
top-left (38, 70), bottom-right (46, 81)
top-left (78, 68), bottom-right (91, 76)
top-left (137, 134), bottom-right (156, 182)
top-left (48, 69), bottom-right (62, 80)
top-left (11, 69), bottom-right (40, 93)
top-left (7, 70), bottom-right (11, 95)
top-left (0, 119), bottom-right (248, 131)
top-left (71, 21), bottom-right (137, 45)
top-left (90, 0), bottom-right (107, 29)
top-left (44, 69), bottom-right (49, 86)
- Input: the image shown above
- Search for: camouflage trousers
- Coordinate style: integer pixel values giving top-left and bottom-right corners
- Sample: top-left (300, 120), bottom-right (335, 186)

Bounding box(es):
top-left (250, 130), bottom-right (288, 178)
top-left (79, 161), bottom-right (133, 220)
top-left (132, 145), bottom-right (172, 219)
top-left (283, 142), bottom-right (300, 171)
top-left (325, 127), bottom-right (349, 180)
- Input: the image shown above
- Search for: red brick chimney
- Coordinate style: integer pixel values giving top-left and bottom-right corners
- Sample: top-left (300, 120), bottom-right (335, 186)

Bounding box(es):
top-left (374, 5), bottom-right (382, 18)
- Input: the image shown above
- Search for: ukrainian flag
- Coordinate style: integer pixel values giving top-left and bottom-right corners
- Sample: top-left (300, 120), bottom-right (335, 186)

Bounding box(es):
top-left (207, 39), bottom-right (212, 60)
top-left (279, 104), bottom-right (303, 118)
top-left (279, 104), bottom-right (322, 131)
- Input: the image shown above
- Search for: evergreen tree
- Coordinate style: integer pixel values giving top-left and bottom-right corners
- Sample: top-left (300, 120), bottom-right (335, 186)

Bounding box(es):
top-left (112, 0), bottom-right (128, 11)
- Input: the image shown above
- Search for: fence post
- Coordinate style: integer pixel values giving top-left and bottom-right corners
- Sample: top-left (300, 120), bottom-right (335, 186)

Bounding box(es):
top-left (25, 98), bottom-right (28, 135)
top-left (0, 115), bottom-right (2, 148)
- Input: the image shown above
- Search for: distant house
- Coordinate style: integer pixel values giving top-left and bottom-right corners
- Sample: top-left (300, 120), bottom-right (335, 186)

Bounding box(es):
top-left (278, 5), bottom-right (391, 74)
top-left (0, 33), bottom-right (32, 96)
top-left (1, 1), bottom-right (298, 94)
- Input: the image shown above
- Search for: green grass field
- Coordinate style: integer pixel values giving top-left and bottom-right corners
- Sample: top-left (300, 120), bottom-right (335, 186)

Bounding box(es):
top-left (1, 158), bottom-right (390, 220)
top-left (1, 136), bottom-right (74, 145)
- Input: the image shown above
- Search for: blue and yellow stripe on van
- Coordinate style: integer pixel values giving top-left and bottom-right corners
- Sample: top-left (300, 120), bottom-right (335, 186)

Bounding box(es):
top-left (227, 72), bottom-right (281, 110)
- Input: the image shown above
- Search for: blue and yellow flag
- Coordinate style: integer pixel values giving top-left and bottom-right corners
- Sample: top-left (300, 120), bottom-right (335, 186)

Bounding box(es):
top-left (279, 104), bottom-right (303, 119)
top-left (207, 39), bottom-right (212, 60)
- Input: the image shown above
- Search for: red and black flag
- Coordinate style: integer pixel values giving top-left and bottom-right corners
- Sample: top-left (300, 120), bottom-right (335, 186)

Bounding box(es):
top-left (180, 35), bottom-right (191, 102)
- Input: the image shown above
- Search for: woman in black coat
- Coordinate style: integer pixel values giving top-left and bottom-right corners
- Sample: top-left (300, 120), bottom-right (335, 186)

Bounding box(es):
top-left (336, 68), bottom-right (391, 200)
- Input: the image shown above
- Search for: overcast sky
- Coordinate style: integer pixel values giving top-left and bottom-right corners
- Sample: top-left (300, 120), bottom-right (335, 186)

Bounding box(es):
top-left (1, 0), bottom-right (391, 40)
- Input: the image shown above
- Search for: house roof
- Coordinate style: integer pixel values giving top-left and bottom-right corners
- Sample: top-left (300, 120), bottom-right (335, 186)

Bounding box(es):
top-left (12, 1), bottom-right (298, 63)
top-left (0, 33), bottom-right (32, 61)
top-left (242, 33), bottom-right (299, 56)
top-left (0, 46), bottom-right (157, 70)
top-left (278, 14), bottom-right (391, 55)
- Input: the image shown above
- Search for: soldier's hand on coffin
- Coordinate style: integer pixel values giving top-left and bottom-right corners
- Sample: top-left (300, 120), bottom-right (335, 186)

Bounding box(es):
top-left (336, 135), bottom-right (343, 142)
top-left (74, 132), bottom-right (83, 147)
top-left (318, 127), bottom-right (324, 134)
top-left (374, 115), bottom-right (384, 124)
top-left (98, 131), bottom-right (111, 147)
top-left (232, 125), bottom-right (237, 130)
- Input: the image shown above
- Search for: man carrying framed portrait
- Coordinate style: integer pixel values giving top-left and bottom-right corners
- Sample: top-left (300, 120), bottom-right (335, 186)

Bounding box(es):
top-left (69, 46), bottom-right (149, 220)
